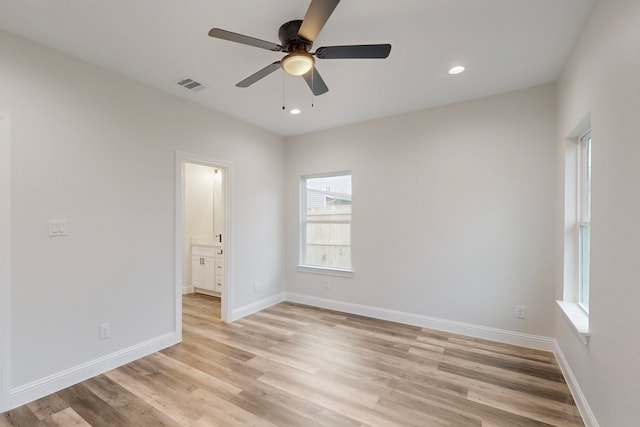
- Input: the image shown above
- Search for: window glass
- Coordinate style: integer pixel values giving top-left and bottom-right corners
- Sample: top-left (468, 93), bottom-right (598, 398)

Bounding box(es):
top-left (301, 174), bottom-right (352, 270)
top-left (578, 132), bottom-right (591, 311)
top-left (579, 224), bottom-right (590, 308)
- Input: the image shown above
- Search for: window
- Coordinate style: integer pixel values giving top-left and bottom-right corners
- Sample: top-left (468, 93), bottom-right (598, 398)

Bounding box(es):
top-left (558, 120), bottom-right (591, 342)
top-left (300, 172), bottom-right (352, 273)
top-left (577, 131), bottom-right (591, 311)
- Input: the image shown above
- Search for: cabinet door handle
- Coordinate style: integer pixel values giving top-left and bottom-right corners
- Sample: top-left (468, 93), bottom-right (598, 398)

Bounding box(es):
top-left (200, 257), bottom-right (204, 265)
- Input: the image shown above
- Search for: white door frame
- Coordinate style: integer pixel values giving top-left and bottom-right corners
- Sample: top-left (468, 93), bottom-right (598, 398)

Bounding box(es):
top-left (0, 113), bottom-right (11, 412)
top-left (175, 151), bottom-right (232, 334)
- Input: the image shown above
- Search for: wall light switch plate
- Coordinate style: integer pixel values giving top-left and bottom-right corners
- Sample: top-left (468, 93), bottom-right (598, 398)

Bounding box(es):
top-left (49, 220), bottom-right (68, 237)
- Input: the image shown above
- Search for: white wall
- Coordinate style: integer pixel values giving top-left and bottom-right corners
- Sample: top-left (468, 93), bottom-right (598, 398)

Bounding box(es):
top-left (0, 30), bottom-right (285, 390)
top-left (556, 0), bottom-right (640, 425)
top-left (0, 113), bottom-right (11, 411)
top-left (183, 163), bottom-right (217, 290)
top-left (185, 163), bottom-right (215, 244)
top-left (213, 169), bottom-right (223, 240)
top-left (286, 84), bottom-right (557, 338)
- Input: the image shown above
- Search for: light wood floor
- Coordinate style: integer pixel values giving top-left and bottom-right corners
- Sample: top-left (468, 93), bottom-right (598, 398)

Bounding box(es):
top-left (2, 294), bottom-right (584, 426)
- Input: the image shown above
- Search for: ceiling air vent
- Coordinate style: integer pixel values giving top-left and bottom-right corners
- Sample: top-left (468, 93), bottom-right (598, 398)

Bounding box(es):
top-left (176, 77), bottom-right (207, 92)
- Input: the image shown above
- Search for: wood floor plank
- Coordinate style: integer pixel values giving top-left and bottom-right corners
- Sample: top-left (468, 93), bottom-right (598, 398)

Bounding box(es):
top-left (1, 294), bottom-right (585, 426)
top-left (376, 393), bottom-right (483, 427)
top-left (57, 383), bottom-right (130, 427)
top-left (231, 375), bottom-right (362, 427)
top-left (81, 374), bottom-right (181, 427)
top-left (260, 368), bottom-right (381, 409)
top-left (445, 336), bottom-right (557, 364)
top-left (26, 394), bottom-right (68, 421)
top-left (258, 371), bottom-right (410, 427)
top-left (160, 344), bottom-right (268, 394)
top-left (443, 347), bottom-right (565, 382)
top-left (384, 378), bottom-right (557, 427)
top-left (148, 352), bottom-right (243, 397)
top-left (187, 387), bottom-right (279, 427)
top-left (438, 361), bottom-right (576, 404)
top-left (104, 367), bottom-right (199, 425)
top-left (1, 406), bottom-right (45, 427)
top-left (47, 407), bottom-right (91, 427)
top-left (466, 387), bottom-right (583, 426)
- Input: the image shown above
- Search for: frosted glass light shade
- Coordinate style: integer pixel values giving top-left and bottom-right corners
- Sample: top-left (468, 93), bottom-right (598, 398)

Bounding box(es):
top-left (282, 53), bottom-right (314, 76)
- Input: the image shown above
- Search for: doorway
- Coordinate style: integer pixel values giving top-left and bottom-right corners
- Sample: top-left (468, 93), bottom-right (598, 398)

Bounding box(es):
top-left (175, 152), bottom-right (231, 339)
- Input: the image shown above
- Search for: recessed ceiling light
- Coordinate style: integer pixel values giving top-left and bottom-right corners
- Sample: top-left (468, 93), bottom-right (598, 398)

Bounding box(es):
top-left (290, 108), bottom-right (301, 115)
top-left (448, 66), bottom-right (466, 75)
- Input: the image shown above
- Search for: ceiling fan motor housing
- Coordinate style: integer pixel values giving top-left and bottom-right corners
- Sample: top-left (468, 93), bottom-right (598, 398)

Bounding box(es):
top-left (279, 20), bottom-right (313, 52)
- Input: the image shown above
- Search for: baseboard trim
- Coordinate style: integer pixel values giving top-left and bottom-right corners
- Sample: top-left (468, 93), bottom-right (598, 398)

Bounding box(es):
top-left (553, 341), bottom-right (599, 427)
top-left (8, 332), bottom-right (178, 410)
top-left (182, 286), bottom-right (194, 294)
top-left (284, 293), bottom-right (555, 351)
top-left (231, 293), bottom-right (286, 322)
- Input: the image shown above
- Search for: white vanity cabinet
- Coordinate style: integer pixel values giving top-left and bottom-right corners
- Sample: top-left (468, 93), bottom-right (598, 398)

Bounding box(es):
top-left (191, 244), bottom-right (218, 295)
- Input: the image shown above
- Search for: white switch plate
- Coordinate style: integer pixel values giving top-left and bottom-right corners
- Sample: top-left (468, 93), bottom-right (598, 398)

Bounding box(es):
top-left (49, 220), bottom-right (68, 237)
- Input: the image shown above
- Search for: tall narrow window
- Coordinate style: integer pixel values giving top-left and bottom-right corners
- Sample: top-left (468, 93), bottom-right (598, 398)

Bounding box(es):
top-left (300, 172), bottom-right (352, 271)
top-left (558, 118), bottom-right (591, 341)
top-left (578, 131), bottom-right (591, 311)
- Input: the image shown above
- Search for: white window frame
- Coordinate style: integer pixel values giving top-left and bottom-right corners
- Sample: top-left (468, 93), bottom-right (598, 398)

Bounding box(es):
top-left (577, 130), bottom-right (591, 313)
top-left (298, 171), bottom-right (353, 277)
top-left (557, 118), bottom-right (591, 344)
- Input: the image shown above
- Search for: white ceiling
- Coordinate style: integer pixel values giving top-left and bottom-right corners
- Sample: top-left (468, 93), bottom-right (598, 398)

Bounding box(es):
top-left (0, 0), bottom-right (595, 137)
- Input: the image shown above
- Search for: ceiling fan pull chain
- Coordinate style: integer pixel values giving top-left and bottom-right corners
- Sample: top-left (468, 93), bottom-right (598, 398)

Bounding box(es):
top-left (311, 67), bottom-right (315, 108)
top-left (282, 71), bottom-right (286, 110)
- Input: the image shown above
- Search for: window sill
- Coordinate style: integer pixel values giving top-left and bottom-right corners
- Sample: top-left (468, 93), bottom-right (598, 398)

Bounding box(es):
top-left (556, 300), bottom-right (590, 345)
top-left (297, 265), bottom-right (354, 278)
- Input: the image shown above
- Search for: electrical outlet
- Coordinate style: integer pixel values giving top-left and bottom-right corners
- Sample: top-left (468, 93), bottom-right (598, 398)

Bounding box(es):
top-left (253, 282), bottom-right (259, 293)
top-left (515, 305), bottom-right (526, 319)
top-left (99, 323), bottom-right (111, 340)
top-left (324, 279), bottom-right (330, 290)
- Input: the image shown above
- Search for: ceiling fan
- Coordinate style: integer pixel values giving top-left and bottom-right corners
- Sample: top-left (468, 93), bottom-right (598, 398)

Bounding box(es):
top-left (208, 0), bottom-right (391, 96)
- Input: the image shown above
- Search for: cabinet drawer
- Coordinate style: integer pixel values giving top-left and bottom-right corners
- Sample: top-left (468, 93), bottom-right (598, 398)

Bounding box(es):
top-left (192, 245), bottom-right (216, 257)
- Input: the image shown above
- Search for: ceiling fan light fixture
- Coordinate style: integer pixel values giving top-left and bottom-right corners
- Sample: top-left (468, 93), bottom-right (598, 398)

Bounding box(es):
top-left (448, 65), bottom-right (466, 75)
top-left (282, 52), bottom-right (314, 76)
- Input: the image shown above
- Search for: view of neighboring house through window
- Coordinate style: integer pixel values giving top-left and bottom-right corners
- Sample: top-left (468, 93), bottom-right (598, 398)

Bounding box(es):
top-left (578, 131), bottom-right (591, 311)
top-left (301, 172), bottom-right (352, 271)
